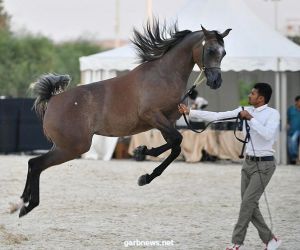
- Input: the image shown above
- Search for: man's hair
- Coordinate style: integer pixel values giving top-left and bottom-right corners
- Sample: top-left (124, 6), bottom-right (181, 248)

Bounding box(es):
top-left (253, 82), bottom-right (272, 104)
top-left (295, 95), bottom-right (300, 102)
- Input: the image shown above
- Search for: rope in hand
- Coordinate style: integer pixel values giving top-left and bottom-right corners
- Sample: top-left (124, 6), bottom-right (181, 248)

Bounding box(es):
top-left (179, 71), bottom-right (247, 145)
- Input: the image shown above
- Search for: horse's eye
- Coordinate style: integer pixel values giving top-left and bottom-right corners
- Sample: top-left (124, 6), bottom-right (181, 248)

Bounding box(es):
top-left (207, 48), bottom-right (215, 55)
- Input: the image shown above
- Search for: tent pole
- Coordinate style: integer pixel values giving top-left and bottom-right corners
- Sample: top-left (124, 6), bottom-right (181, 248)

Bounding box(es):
top-left (275, 71), bottom-right (281, 163)
top-left (280, 72), bottom-right (287, 164)
top-left (147, 0), bottom-right (153, 24)
top-left (114, 0), bottom-right (120, 48)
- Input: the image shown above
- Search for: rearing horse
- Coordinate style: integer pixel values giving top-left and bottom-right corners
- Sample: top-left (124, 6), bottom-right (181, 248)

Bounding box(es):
top-left (16, 21), bottom-right (231, 217)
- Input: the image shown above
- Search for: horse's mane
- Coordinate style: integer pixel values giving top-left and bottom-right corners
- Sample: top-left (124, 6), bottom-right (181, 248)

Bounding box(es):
top-left (131, 20), bottom-right (192, 63)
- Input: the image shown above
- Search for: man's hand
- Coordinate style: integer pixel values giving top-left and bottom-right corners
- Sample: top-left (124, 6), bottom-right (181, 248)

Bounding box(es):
top-left (239, 110), bottom-right (253, 120)
top-left (178, 103), bottom-right (190, 115)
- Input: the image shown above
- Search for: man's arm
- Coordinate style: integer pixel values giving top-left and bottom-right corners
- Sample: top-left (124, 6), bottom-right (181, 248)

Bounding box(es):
top-left (178, 104), bottom-right (241, 122)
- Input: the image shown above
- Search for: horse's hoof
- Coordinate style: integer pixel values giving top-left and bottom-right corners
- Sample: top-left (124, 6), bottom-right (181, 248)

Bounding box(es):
top-left (138, 145), bottom-right (147, 153)
top-left (138, 174), bottom-right (150, 186)
top-left (19, 206), bottom-right (28, 218)
top-left (133, 145), bottom-right (147, 159)
top-left (133, 145), bottom-right (147, 161)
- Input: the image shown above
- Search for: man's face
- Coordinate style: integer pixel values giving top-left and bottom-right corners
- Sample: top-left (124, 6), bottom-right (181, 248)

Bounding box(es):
top-left (248, 88), bottom-right (263, 106)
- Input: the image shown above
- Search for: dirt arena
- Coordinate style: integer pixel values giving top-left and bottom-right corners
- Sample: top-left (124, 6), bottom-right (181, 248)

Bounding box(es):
top-left (0, 155), bottom-right (299, 250)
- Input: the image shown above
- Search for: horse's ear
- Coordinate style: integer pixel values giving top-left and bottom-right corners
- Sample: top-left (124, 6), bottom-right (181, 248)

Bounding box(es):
top-left (201, 25), bottom-right (210, 37)
top-left (220, 28), bottom-right (232, 38)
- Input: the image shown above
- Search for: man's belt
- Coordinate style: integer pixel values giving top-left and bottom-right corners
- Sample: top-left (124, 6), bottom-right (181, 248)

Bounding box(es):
top-left (246, 155), bottom-right (274, 161)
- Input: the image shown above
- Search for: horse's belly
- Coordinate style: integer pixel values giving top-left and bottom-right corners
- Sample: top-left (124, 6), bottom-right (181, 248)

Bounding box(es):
top-left (95, 116), bottom-right (152, 137)
top-left (94, 107), bottom-right (180, 137)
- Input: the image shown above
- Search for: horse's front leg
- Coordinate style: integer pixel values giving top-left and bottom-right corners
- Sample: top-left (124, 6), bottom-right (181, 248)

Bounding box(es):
top-left (138, 112), bottom-right (182, 186)
top-left (134, 142), bottom-right (171, 160)
top-left (138, 143), bottom-right (181, 186)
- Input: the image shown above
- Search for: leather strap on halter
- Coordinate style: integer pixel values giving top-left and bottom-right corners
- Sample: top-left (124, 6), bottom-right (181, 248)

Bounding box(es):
top-left (201, 40), bottom-right (221, 71)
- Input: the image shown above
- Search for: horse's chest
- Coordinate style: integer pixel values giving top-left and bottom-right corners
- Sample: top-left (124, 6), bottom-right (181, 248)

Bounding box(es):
top-left (164, 109), bottom-right (181, 122)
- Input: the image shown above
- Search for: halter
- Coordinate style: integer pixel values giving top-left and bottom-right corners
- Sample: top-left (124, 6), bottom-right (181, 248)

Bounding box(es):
top-left (179, 39), bottom-right (247, 144)
top-left (180, 39), bottom-right (220, 103)
top-left (201, 39), bottom-right (222, 71)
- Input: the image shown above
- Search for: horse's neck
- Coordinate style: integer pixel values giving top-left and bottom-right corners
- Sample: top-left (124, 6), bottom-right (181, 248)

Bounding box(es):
top-left (162, 32), bottom-right (202, 83)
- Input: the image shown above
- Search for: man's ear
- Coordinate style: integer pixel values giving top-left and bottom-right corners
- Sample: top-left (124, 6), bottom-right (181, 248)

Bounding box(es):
top-left (258, 95), bottom-right (265, 104)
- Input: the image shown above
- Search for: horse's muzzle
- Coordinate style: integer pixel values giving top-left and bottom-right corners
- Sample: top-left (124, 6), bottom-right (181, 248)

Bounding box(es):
top-left (205, 68), bottom-right (222, 89)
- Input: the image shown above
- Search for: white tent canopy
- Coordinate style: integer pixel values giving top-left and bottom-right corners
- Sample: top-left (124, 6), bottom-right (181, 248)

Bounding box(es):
top-left (80, 0), bottom-right (300, 73)
top-left (177, 0), bottom-right (300, 72)
top-left (80, 45), bottom-right (137, 72)
top-left (79, 0), bottom-right (300, 163)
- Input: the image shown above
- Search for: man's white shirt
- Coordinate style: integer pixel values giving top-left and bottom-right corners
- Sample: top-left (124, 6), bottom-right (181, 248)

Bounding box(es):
top-left (189, 104), bottom-right (280, 157)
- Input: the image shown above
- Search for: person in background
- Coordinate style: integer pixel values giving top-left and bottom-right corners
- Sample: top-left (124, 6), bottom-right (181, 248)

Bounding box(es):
top-left (188, 89), bottom-right (208, 110)
top-left (178, 83), bottom-right (282, 250)
top-left (287, 95), bottom-right (300, 165)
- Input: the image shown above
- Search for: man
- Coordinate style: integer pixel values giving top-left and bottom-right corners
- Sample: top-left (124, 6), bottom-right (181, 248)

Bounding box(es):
top-left (178, 83), bottom-right (282, 250)
top-left (287, 95), bottom-right (300, 164)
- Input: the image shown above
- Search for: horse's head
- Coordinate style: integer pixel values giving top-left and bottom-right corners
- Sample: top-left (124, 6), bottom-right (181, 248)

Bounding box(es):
top-left (193, 26), bottom-right (231, 89)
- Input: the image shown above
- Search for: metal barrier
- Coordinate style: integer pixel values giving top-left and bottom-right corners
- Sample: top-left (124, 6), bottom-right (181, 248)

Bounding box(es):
top-left (0, 98), bottom-right (52, 153)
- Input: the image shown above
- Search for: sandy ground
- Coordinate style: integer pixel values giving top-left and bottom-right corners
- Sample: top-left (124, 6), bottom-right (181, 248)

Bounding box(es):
top-left (0, 155), bottom-right (299, 250)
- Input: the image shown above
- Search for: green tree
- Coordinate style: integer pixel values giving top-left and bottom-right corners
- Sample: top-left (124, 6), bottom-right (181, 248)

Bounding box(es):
top-left (239, 80), bottom-right (254, 106)
top-left (0, 33), bottom-right (57, 96)
top-left (0, 2), bottom-right (103, 97)
top-left (0, 33), bottom-right (103, 97)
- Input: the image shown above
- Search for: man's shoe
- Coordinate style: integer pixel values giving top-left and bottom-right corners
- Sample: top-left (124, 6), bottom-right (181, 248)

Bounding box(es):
top-left (226, 245), bottom-right (242, 250)
top-left (266, 237), bottom-right (282, 250)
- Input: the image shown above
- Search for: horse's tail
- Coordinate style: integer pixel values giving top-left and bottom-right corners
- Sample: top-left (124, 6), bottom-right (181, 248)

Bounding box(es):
top-left (30, 73), bottom-right (71, 121)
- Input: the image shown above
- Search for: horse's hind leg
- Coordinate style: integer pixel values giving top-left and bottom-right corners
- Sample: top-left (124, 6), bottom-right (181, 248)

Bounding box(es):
top-left (19, 146), bottom-right (86, 217)
top-left (20, 168), bottom-right (31, 203)
top-left (9, 167), bottom-right (32, 214)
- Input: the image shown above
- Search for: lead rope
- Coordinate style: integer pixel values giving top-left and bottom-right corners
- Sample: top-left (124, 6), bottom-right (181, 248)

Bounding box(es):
top-left (179, 69), bottom-right (206, 104)
top-left (180, 72), bottom-right (247, 145)
top-left (180, 61), bottom-right (208, 134)
top-left (238, 107), bottom-right (250, 158)
top-left (179, 40), bottom-right (207, 104)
